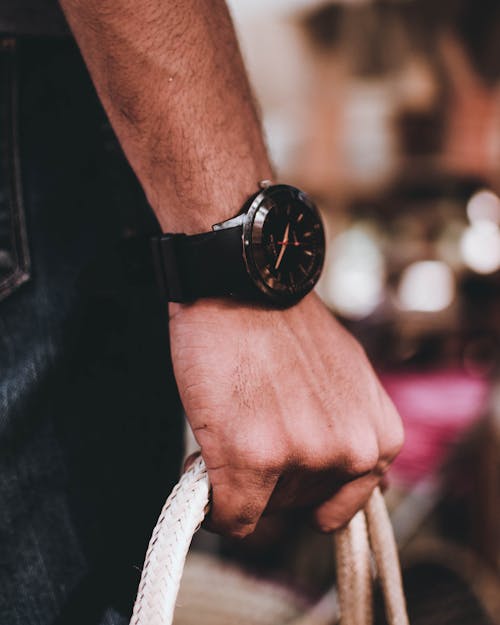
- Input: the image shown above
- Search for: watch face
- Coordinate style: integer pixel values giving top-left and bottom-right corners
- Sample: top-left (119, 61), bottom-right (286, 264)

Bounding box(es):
top-left (243, 185), bottom-right (325, 305)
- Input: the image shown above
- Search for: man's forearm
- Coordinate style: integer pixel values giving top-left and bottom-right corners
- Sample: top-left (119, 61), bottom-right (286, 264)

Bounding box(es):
top-left (59, 0), bottom-right (273, 233)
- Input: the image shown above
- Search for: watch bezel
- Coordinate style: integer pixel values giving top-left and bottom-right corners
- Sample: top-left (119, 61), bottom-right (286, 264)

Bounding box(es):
top-left (241, 184), bottom-right (325, 306)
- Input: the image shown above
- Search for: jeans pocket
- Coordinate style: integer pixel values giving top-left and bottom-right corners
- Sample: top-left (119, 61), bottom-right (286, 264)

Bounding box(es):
top-left (0, 37), bottom-right (30, 302)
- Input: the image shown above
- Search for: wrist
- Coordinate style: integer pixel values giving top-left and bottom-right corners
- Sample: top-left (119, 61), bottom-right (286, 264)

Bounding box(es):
top-left (147, 163), bottom-right (274, 235)
top-left (154, 184), bottom-right (325, 309)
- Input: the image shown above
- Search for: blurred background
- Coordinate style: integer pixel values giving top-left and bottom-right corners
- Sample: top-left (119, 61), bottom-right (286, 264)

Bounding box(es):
top-left (187, 0), bottom-right (500, 622)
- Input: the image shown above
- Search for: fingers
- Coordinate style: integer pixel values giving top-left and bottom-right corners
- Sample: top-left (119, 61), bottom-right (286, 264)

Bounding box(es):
top-left (204, 466), bottom-right (279, 539)
top-left (184, 425), bottom-right (400, 539)
top-left (311, 472), bottom-right (381, 533)
top-left (309, 423), bottom-right (401, 533)
top-left (182, 452), bottom-right (279, 539)
top-left (187, 429), bottom-right (399, 539)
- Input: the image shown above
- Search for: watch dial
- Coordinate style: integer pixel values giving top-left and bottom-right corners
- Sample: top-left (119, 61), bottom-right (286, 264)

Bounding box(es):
top-left (244, 185), bottom-right (325, 304)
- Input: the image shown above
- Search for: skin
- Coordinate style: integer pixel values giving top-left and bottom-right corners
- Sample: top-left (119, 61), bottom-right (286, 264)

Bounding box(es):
top-left (59, 0), bottom-right (404, 538)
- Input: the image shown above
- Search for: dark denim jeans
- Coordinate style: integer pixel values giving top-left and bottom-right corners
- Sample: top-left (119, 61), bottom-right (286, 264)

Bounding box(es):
top-left (0, 37), bottom-right (183, 625)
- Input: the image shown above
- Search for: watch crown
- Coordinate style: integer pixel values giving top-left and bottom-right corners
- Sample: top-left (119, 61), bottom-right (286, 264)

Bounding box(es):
top-left (258, 179), bottom-right (273, 190)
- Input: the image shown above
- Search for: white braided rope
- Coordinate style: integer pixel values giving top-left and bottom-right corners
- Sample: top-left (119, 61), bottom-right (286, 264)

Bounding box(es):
top-left (365, 488), bottom-right (410, 625)
top-left (130, 457), bottom-right (409, 625)
top-left (130, 456), bottom-right (210, 625)
top-left (333, 510), bottom-right (373, 625)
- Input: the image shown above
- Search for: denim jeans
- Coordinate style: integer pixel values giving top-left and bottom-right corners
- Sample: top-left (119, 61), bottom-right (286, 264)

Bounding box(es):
top-left (0, 37), bottom-right (184, 625)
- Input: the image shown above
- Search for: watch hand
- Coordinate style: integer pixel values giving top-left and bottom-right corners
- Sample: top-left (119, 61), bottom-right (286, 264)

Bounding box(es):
top-left (277, 227), bottom-right (307, 246)
top-left (283, 222), bottom-right (290, 243)
top-left (275, 222), bottom-right (290, 270)
top-left (278, 228), bottom-right (306, 246)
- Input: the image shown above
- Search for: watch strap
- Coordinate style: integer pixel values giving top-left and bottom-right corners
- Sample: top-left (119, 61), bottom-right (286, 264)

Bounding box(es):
top-left (152, 225), bottom-right (255, 303)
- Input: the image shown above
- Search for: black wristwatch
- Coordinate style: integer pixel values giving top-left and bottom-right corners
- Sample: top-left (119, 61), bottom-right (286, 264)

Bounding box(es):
top-left (151, 182), bottom-right (325, 307)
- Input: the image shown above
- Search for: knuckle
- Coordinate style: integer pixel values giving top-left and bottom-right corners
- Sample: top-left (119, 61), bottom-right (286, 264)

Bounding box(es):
top-left (379, 419), bottom-right (405, 465)
top-left (236, 437), bottom-right (285, 477)
top-left (238, 448), bottom-right (279, 478)
top-left (343, 435), bottom-right (379, 477)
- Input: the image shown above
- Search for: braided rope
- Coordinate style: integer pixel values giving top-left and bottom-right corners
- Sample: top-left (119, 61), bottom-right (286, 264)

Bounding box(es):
top-left (365, 488), bottom-right (409, 625)
top-left (130, 457), bottom-right (409, 625)
top-left (130, 456), bottom-right (210, 625)
top-left (333, 510), bottom-right (373, 625)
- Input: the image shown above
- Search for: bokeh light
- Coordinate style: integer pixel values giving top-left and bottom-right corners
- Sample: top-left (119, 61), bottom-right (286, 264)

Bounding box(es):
top-left (460, 221), bottom-right (500, 274)
top-left (466, 189), bottom-right (500, 225)
top-left (398, 261), bottom-right (455, 312)
top-left (322, 227), bottom-right (385, 319)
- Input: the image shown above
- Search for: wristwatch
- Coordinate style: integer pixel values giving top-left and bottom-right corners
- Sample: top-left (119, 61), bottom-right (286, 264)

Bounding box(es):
top-left (151, 182), bottom-right (325, 307)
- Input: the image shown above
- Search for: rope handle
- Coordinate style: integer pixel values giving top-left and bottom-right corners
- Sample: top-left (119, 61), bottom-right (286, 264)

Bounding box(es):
top-left (129, 456), bottom-right (409, 625)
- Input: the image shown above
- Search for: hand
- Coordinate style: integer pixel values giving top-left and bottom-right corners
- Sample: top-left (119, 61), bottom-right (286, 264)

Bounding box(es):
top-left (169, 293), bottom-right (403, 538)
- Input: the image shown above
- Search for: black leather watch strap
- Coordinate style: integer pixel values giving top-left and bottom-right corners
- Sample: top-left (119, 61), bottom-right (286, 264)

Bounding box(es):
top-left (152, 225), bottom-right (256, 302)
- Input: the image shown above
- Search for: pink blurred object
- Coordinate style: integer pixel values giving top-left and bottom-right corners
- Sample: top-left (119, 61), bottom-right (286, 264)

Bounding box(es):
top-left (380, 369), bottom-right (491, 485)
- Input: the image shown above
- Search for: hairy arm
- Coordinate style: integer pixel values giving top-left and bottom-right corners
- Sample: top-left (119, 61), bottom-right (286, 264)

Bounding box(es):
top-left (59, 0), bottom-right (404, 537)
top-left (59, 0), bottom-right (272, 232)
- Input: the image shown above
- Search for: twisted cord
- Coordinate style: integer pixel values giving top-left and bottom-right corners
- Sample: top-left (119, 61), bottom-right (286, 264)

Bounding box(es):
top-left (365, 488), bottom-right (409, 625)
top-left (333, 510), bottom-right (373, 625)
top-left (129, 458), bottom-right (408, 625)
top-left (130, 456), bottom-right (210, 625)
